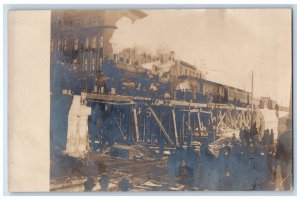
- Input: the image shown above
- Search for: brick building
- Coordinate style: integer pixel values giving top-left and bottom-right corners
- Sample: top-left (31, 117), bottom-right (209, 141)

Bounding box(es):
top-left (50, 10), bottom-right (147, 94)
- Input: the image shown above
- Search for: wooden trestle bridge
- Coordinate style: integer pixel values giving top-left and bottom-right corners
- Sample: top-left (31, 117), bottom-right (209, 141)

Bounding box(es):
top-left (81, 92), bottom-right (258, 148)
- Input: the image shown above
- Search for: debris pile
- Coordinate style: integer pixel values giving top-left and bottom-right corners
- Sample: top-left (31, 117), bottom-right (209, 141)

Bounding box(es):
top-left (97, 146), bottom-right (111, 156)
top-left (168, 183), bottom-right (186, 191)
top-left (133, 144), bottom-right (160, 161)
top-left (209, 128), bottom-right (240, 156)
top-left (106, 143), bottom-right (160, 161)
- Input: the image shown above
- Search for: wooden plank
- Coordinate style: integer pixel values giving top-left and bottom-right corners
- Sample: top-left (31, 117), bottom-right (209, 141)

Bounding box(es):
top-left (179, 109), bottom-right (211, 114)
top-left (83, 92), bottom-right (251, 111)
top-left (147, 107), bottom-right (174, 145)
top-left (133, 107), bottom-right (139, 142)
top-left (83, 92), bottom-right (151, 103)
top-left (228, 111), bottom-right (237, 130)
top-left (217, 110), bottom-right (226, 129)
top-left (182, 113), bottom-right (185, 144)
top-left (113, 117), bottom-right (125, 141)
top-left (197, 111), bottom-right (201, 137)
top-left (172, 109), bottom-right (179, 147)
top-left (85, 92), bottom-right (134, 102)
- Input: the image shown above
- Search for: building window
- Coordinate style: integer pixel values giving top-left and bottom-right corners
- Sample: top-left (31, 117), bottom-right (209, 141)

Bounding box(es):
top-left (84, 38), bottom-right (90, 50)
top-left (51, 40), bottom-right (55, 52)
top-left (84, 58), bottom-right (88, 71)
top-left (99, 57), bottom-right (103, 70)
top-left (57, 40), bottom-right (62, 51)
top-left (63, 38), bottom-right (68, 51)
top-left (99, 47), bottom-right (103, 58)
top-left (92, 58), bottom-right (96, 70)
top-left (74, 39), bottom-right (79, 50)
top-left (99, 36), bottom-right (103, 48)
top-left (92, 37), bottom-right (97, 49)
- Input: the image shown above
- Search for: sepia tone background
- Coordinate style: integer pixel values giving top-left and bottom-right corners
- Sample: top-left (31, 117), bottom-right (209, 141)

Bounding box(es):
top-left (111, 9), bottom-right (292, 107)
top-left (8, 11), bottom-right (50, 192)
top-left (7, 9), bottom-right (292, 192)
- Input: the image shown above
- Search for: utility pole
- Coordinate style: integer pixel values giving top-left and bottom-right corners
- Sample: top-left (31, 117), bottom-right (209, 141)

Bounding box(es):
top-left (251, 70), bottom-right (254, 124)
top-left (289, 82), bottom-right (292, 119)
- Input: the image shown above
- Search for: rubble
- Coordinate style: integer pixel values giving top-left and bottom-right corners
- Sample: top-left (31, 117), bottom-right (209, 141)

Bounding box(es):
top-left (125, 144), bottom-right (160, 161)
top-left (50, 176), bottom-right (87, 191)
top-left (209, 128), bottom-right (239, 156)
top-left (143, 180), bottom-right (162, 187)
top-left (98, 147), bottom-right (111, 156)
top-left (110, 144), bottom-right (139, 159)
top-left (168, 184), bottom-right (185, 191)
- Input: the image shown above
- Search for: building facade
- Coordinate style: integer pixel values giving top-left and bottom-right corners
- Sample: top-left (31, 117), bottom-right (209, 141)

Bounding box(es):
top-left (50, 10), bottom-right (147, 94)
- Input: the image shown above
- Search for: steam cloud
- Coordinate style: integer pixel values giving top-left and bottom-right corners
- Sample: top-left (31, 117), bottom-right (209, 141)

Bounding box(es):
top-left (110, 9), bottom-right (291, 107)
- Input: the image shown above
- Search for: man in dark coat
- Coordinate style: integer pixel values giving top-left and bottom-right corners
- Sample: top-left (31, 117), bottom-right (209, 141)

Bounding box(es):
top-left (275, 117), bottom-right (292, 190)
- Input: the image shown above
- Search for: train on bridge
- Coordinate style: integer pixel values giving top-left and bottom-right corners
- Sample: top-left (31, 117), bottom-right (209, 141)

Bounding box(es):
top-left (89, 58), bottom-right (252, 108)
top-left (50, 10), bottom-right (257, 159)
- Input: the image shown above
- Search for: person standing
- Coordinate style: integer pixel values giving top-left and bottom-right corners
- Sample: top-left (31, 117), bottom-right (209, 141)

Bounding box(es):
top-left (84, 177), bottom-right (95, 192)
top-left (99, 175), bottom-right (109, 191)
top-left (275, 117), bottom-right (292, 190)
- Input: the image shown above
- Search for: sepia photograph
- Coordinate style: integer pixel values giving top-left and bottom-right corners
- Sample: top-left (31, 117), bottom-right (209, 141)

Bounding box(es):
top-left (48, 8), bottom-right (291, 192)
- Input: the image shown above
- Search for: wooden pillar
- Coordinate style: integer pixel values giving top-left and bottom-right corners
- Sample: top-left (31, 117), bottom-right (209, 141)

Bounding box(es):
top-left (191, 113), bottom-right (195, 143)
top-left (172, 109), bottom-right (179, 147)
top-left (216, 110), bottom-right (221, 132)
top-left (168, 112), bottom-right (171, 139)
top-left (160, 111), bottom-right (162, 136)
top-left (133, 106), bottom-right (139, 142)
top-left (127, 110), bottom-right (130, 143)
top-left (143, 110), bottom-right (146, 143)
top-left (182, 113), bottom-right (185, 145)
top-left (197, 110), bottom-right (201, 137)
top-left (188, 110), bottom-right (191, 129)
top-left (150, 116), bottom-right (153, 144)
top-left (193, 113), bottom-right (196, 131)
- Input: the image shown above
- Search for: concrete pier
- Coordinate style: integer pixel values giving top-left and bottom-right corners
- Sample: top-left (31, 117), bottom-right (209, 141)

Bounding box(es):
top-left (64, 95), bottom-right (91, 158)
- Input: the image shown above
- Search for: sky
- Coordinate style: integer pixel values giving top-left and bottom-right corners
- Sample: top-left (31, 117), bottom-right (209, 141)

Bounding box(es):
top-left (110, 9), bottom-right (292, 107)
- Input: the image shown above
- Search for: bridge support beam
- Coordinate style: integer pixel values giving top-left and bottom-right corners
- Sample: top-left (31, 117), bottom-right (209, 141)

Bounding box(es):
top-left (172, 109), bottom-right (179, 147)
top-left (132, 106), bottom-right (139, 142)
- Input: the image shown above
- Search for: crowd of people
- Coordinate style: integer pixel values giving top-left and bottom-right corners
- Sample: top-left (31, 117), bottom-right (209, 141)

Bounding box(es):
top-left (83, 118), bottom-right (292, 191)
top-left (167, 119), bottom-right (292, 191)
